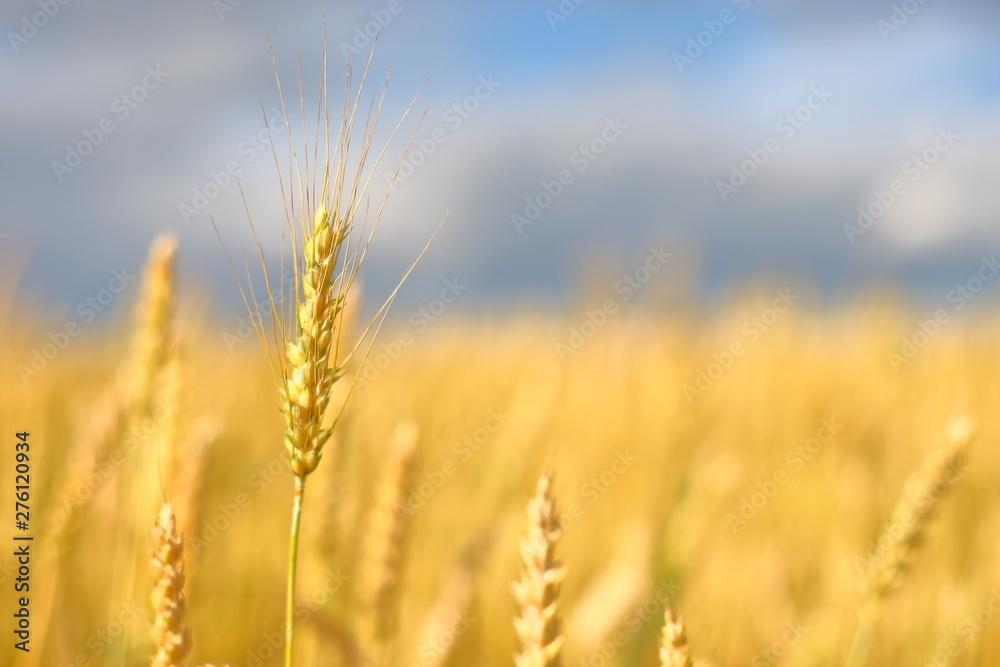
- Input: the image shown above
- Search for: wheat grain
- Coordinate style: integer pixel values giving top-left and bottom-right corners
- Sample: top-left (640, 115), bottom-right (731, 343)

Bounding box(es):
top-left (151, 502), bottom-right (191, 667)
top-left (278, 201), bottom-right (346, 478)
top-left (659, 605), bottom-right (693, 667)
top-left (513, 473), bottom-right (564, 667)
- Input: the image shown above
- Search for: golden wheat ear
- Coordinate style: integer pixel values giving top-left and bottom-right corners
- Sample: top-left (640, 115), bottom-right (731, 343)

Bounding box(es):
top-left (128, 233), bottom-right (179, 421)
top-left (845, 417), bottom-right (975, 667)
top-left (34, 234), bottom-right (179, 655)
top-left (151, 502), bottom-right (191, 667)
top-left (659, 605), bottom-right (694, 667)
top-left (513, 473), bottom-right (564, 667)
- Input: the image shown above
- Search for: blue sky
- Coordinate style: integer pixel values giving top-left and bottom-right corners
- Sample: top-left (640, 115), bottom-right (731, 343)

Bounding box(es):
top-left (3, 0), bottom-right (1000, 320)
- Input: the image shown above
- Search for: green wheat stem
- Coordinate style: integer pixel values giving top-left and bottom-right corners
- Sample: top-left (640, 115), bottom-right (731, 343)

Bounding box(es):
top-left (286, 474), bottom-right (307, 667)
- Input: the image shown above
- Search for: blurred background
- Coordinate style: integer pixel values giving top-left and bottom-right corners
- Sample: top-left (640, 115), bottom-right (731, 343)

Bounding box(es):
top-left (3, 0), bottom-right (1000, 317)
top-left (5, 3), bottom-right (1000, 667)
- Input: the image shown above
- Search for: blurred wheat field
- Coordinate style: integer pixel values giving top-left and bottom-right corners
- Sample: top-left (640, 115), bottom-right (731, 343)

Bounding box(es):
top-left (3, 268), bottom-right (1000, 667)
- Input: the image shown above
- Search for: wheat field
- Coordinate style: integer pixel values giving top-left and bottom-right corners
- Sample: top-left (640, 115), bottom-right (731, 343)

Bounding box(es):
top-left (3, 254), bottom-right (1000, 666)
top-left (3, 17), bottom-right (999, 666)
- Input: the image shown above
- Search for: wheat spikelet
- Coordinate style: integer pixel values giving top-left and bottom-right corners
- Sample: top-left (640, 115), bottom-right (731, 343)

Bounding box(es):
top-left (513, 473), bottom-right (564, 667)
top-left (151, 502), bottom-right (191, 667)
top-left (845, 417), bottom-right (975, 667)
top-left (357, 421), bottom-right (420, 662)
top-left (860, 417), bottom-right (973, 601)
top-left (128, 234), bottom-right (178, 422)
top-left (309, 283), bottom-right (364, 564)
top-left (659, 606), bottom-right (693, 667)
top-left (278, 201), bottom-right (347, 478)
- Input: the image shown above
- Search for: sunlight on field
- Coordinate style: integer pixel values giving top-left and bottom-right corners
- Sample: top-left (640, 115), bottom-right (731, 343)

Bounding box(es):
top-left (3, 263), bottom-right (1000, 667)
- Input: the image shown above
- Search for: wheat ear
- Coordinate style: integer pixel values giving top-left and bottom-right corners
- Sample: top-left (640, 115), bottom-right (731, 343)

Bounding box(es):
top-left (513, 473), bottom-right (564, 667)
top-left (357, 421), bottom-right (419, 663)
top-left (659, 606), bottom-right (693, 667)
top-left (128, 234), bottom-right (178, 421)
top-left (151, 502), bottom-right (190, 667)
top-left (845, 417), bottom-right (975, 667)
top-left (35, 234), bottom-right (177, 659)
top-left (217, 16), bottom-right (436, 663)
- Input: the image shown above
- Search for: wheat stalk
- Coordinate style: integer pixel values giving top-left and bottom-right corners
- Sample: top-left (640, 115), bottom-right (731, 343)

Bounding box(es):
top-left (659, 605), bottom-right (693, 667)
top-left (217, 26), bottom-right (437, 664)
top-left (151, 502), bottom-right (190, 667)
top-left (357, 421), bottom-right (419, 664)
top-left (513, 473), bottom-right (564, 667)
top-left (844, 417), bottom-right (975, 667)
